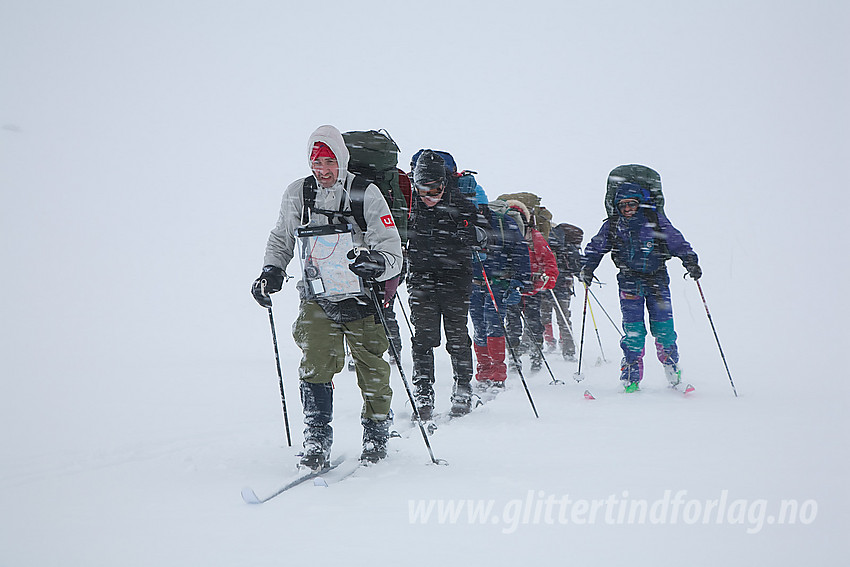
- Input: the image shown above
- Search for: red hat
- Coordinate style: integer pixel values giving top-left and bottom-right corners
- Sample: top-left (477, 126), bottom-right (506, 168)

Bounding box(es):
top-left (310, 142), bottom-right (335, 162)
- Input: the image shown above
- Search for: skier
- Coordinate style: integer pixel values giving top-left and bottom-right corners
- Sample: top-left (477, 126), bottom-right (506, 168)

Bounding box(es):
top-left (502, 200), bottom-right (558, 372)
top-left (405, 150), bottom-right (484, 419)
top-left (469, 188), bottom-right (532, 387)
top-left (251, 125), bottom-right (403, 467)
top-left (541, 222), bottom-right (583, 360)
top-left (580, 179), bottom-right (701, 392)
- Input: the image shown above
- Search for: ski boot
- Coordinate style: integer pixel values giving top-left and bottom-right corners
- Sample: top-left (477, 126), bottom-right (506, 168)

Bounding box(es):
top-left (411, 376), bottom-right (434, 422)
top-left (299, 381), bottom-right (333, 470)
top-left (620, 357), bottom-right (643, 393)
top-left (449, 378), bottom-right (473, 417)
top-left (360, 417), bottom-right (390, 464)
top-left (664, 361), bottom-right (682, 387)
top-left (530, 345), bottom-right (543, 372)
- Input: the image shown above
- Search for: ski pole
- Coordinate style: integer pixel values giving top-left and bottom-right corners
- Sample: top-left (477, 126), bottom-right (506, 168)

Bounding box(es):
top-left (474, 251), bottom-right (539, 418)
top-left (518, 308), bottom-right (564, 385)
top-left (587, 286), bottom-right (624, 338)
top-left (695, 280), bottom-right (738, 397)
top-left (574, 283), bottom-right (589, 382)
top-left (586, 292), bottom-right (607, 363)
top-left (265, 300), bottom-right (292, 447)
top-left (547, 288), bottom-right (574, 344)
top-left (369, 283), bottom-right (448, 465)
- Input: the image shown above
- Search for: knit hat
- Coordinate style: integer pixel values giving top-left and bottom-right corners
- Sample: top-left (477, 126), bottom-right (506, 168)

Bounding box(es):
top-left (614, 182), bottom-right (646, 205)
top-left (310, 141), bottom-right (335, 162)
top-left (413, 150), bottom-right (447, 188)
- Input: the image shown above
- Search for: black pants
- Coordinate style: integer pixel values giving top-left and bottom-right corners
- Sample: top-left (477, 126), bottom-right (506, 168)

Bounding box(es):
top-left (407, 273), bottom-right (473, 386)
top-left (506, 294), bottom-right (543, 354)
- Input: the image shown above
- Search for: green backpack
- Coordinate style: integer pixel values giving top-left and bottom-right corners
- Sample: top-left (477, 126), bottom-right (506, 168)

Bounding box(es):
top-left (496, 191), bottom-right (551, 238)
top-left (489, 199), bottom-right (527, 236)
top-left (342, 130), bottom-right (409, 244)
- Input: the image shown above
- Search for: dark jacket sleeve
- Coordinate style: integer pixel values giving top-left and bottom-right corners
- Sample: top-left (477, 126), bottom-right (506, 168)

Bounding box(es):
top-left (658, 214), bottom-right (698, 267)
top-left (581, 220), bottom-right (613, 274)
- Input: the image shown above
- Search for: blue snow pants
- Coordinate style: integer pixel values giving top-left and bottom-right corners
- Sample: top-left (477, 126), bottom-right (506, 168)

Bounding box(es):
top-left (469, 281), bottom-right (506, 347)
top-left (618, 270), bottom-right (679, 366)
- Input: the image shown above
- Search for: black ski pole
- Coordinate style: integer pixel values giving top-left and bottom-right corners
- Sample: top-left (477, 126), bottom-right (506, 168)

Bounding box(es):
top-left (518, 308), bottom-right (563, 385)
top-left (474, 251), bottom-right (539, 418)
top-left (695, 280), bottom-right (738, 397)
top-left (369, 283), bottom-right (448, 465)
top-left (587, 286), bottom-right (624, 338)
top-left (266, 303), bottom-right (292, 447)
top-left (574, 283), bottom-right (589, 382)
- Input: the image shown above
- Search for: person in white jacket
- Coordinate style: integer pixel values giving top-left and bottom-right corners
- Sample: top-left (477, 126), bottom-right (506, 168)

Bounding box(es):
top-left (252, 125), bottom-right (402, 469)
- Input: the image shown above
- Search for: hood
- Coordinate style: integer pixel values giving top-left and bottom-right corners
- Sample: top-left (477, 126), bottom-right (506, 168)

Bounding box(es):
top-left (307, 125), bottom-right (350, 182)
top-left (505, 199), bottom-right (532, 226)
top-left (614, 182), bottom-right (655, 219)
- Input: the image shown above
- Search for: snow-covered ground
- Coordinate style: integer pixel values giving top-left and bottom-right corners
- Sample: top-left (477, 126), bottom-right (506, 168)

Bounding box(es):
top-left (1, 2), bottom-right (847, 565)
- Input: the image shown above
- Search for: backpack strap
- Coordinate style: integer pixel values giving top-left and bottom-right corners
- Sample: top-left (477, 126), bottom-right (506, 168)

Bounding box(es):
top-left (302, 175), bottom-right (369, 229)
top-left (347, 175), bottom-right (370, 233)
top-left (302, 176), bottom-right (317, 225)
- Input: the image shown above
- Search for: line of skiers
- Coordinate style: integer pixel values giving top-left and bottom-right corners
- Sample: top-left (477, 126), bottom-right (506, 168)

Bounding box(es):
top-left (251, 125), bottom-right (701, 470)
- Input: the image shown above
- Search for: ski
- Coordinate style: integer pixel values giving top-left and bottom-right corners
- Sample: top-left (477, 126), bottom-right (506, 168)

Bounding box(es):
top-left (582, 383), bottom-right (693, 399)
top-left (241, 456), bottom-right (350, 504)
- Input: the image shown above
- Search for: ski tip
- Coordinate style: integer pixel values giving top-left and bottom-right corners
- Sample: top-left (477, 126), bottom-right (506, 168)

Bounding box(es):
top-left (241, 487), bottom-right (261, 505)
top-left (683, 383), bottom-right (695, 394)
top-left (583, 390), bottom-right (596, 400)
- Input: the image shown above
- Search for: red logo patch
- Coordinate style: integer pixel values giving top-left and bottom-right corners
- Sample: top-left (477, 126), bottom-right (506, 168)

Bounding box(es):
top-left (381, 215), bottom-right (395, 227)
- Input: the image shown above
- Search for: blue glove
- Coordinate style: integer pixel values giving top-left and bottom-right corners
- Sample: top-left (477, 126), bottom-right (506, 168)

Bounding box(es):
top-left (503, 281), bottom-right (523, 306)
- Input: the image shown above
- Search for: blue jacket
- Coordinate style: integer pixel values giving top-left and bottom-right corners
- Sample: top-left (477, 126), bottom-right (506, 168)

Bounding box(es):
top-left (473, 207), bottom-right (531, 291)
top-left (583, 185), bottom-right (697, 279)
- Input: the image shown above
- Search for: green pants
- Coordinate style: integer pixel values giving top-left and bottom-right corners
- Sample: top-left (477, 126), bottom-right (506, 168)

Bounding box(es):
top-left (292, 300), bottom-right (393, 421)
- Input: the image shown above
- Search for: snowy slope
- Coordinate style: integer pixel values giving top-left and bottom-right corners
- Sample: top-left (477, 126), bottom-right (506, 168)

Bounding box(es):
top-left (1, 2), bottom-right (848, 566)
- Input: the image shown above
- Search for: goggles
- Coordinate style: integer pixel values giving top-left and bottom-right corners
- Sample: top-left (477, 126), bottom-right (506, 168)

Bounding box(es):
top-left (617, 199), bottom-right (640, 211)
top-left (415, 180), bottom-right (445, 197)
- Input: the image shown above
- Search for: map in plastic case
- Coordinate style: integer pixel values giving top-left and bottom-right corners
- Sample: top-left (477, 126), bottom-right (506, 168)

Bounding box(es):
top-left (296, 223), bottom-right (364, 301)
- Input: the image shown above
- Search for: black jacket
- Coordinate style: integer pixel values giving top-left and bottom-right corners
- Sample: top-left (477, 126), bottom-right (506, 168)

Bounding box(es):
top-left (406, 178), bottom-right (479, 280)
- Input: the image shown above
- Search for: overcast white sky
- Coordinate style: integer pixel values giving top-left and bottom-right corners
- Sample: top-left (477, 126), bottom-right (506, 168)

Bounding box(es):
top-left (1, 0), bottom-right (847, 380)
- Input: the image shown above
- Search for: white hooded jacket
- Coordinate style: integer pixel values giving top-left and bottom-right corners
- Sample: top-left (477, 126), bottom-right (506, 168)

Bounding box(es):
top-left (263, 125), bottom-right (403, 289)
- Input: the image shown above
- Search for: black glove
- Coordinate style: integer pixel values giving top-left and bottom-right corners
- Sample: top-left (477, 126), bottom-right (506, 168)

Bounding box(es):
top-left (473, 225), bottom-right (488, 250)
top-left (685, 262), bottom-right (702, 280)
top-left (503, 280), bottom-right (523, 306)
top-left (347, 249), bottom-right (386, 280)
top-left (251, 265), bottom-right (284, 308)
top-left (578, 268), bottom-right (594, 288)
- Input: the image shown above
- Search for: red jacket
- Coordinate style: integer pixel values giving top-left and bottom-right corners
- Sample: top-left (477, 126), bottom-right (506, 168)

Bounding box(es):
top-left (524, 228), bottom-right (559, 296)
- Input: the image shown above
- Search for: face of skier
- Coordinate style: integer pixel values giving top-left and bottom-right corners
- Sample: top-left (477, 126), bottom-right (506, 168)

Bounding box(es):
top-left (416, 179), bottom-right (445, 207)
top-left (618, 198), bottom-right (639, 218)
top-left (311, 156), bottom-right (339, 188)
